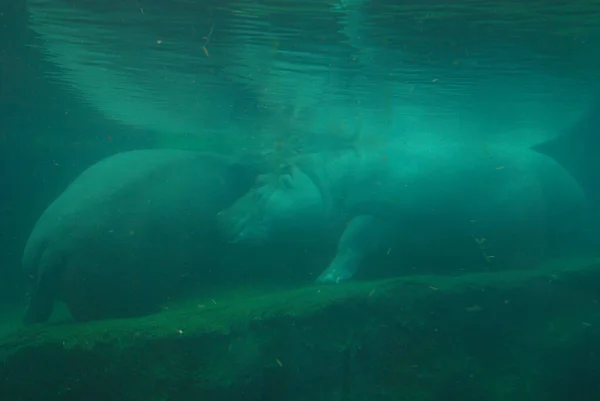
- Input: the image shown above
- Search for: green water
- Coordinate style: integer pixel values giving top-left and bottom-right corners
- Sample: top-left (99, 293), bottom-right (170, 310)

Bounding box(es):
top-left (1, 1), bottom-right (600, 400)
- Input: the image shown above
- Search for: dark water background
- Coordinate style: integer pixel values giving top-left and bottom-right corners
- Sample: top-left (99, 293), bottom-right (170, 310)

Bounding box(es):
top-left (1, 0), bottom-right (599, 327)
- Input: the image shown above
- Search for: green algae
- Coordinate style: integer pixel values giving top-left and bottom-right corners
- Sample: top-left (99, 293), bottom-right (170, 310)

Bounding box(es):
top-left (1, 257), bottom-right (600, 400)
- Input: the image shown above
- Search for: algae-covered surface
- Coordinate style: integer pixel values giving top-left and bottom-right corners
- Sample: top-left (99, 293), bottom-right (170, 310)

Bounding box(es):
top-left (2, 258), bottom-right (600, 401)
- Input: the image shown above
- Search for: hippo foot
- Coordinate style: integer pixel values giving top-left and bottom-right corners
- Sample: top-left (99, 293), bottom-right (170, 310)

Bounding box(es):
top-left (316, 267), bottom-right (353, 284)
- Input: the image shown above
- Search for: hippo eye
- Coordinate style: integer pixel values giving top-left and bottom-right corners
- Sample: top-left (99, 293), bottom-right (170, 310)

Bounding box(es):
top-left (255, 174), bottom-right (269, 185)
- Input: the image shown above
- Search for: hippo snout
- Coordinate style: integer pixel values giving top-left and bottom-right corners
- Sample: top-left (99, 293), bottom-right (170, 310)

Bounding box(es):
top-left (216, 209), bottom-right (265, 245)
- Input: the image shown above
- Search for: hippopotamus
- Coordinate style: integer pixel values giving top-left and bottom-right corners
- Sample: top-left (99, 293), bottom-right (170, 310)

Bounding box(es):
top-left (22, 149), bottom-right (259, 324)
top-left (218, 106), bottom-right (599, 284)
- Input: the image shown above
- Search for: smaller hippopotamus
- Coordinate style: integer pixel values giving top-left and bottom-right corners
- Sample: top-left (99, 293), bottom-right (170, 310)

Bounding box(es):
top-left (218, 126), bottom-right (596, 284)
top-left (22, 149), bottom-right (259, 324)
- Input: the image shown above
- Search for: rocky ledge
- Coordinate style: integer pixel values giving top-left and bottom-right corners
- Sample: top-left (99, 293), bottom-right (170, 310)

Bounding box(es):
top-left (2, 258), bottom-right (600, 401)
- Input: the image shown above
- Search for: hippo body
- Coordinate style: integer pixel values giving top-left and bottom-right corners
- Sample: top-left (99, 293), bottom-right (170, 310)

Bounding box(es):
top-left (23, 149), bottom-right (257, 323)
top-left (218, 137), bottom-right (592, 283)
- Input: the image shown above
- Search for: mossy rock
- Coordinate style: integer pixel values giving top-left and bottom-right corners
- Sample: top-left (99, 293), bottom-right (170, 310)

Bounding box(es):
top-left (2, 258), bottom-right (600, 401)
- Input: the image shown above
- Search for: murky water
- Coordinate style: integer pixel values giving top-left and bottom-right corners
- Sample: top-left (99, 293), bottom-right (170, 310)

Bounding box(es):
top-left (27, 0), bottom-right (600, 156)
top-left (2, 2), bottom-right (600, 400)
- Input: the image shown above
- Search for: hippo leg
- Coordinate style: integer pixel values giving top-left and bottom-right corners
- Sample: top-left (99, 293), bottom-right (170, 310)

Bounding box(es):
top-left (23, 251), bottom-right (63, 325)
top-left (23, 283), bottom-right (54, 324)
top-left (317, 215), bottom-right (382, 284)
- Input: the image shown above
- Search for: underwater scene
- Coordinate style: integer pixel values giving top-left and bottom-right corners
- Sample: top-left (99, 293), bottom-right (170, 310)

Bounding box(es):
top-left (1, 0), bottom-right (600, 400)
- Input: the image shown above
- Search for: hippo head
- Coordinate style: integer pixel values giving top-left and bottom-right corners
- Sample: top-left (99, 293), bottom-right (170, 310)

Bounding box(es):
top-left (218, 164), bottom-right (327, 244)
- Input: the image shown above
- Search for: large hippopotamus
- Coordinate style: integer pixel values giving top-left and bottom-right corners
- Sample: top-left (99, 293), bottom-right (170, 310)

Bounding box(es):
top-left (218, 105), bottom-right (599, 284)
top-left (22, 149), bottom-right (259, 324)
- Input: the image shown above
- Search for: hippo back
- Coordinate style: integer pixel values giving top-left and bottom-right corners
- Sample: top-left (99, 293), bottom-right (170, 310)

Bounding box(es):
top-left (22, 149), bottom-right (258, 323)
